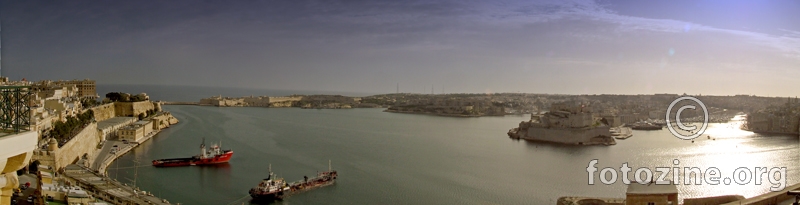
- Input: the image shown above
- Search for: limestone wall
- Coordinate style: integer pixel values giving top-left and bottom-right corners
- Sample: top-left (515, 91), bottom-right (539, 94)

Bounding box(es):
top-left (151, 112), bottom-right (180, 130)
top-left (113, 101), bottom-right (155, 117)
top-left (52, 123), bottom-right (100, 170)
top-left (520, 126), bottom-right (614, 145)
top-left (90, 104), bottom-right (115, 121)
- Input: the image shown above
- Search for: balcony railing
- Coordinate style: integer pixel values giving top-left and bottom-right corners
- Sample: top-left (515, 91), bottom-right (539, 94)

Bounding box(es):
top-left (0, 86), bottom-right (33, 134)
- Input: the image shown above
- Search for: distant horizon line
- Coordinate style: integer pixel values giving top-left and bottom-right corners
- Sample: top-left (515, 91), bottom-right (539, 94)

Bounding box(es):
top-left (93, 83), bottom-right (800, 99)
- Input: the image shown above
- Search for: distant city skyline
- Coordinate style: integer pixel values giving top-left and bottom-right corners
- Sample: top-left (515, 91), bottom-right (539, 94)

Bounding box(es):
top-left (1, 0), bottom-right (799, 96)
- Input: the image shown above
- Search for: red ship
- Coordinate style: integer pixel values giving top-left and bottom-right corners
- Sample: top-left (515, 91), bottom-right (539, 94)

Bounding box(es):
top-left (152, 139), bottom-right (233, 167)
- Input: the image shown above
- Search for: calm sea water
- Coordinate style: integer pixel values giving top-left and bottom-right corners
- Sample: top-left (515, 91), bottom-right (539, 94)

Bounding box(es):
top-left (108, 105), bottom-right (800, 205)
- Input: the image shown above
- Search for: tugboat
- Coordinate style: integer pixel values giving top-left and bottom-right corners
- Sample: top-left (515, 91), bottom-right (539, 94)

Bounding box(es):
top-left (249, 161), bottom-right (338, 202)
top-left (152, 139), bottom-right (233, 167)
top-left (248, 165), bottom-right (289, 201)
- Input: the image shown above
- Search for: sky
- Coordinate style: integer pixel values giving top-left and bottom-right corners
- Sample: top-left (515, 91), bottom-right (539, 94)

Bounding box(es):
top-left (1, 0), bottom-right (799, 96)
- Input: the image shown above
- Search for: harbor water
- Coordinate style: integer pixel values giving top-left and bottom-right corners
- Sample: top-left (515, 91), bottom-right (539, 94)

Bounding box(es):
top-left (109, 105), bottom-right (800, 204)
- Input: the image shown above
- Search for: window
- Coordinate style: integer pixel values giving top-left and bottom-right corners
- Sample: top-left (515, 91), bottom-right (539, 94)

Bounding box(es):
top-left (647, 203), bottom-right (655, 205)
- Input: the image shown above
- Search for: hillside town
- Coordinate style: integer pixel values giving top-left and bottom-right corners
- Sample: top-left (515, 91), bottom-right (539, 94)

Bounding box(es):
top-left (1, 77), bottom-right (179, 205)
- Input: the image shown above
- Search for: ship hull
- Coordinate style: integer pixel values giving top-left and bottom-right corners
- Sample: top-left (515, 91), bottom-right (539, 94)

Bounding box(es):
top-left (249, 192), bottom-right (285, 202)
top-left (631, 126), bottom-right (662, 130)
top-left (152, 151), bottom-right (233, 167)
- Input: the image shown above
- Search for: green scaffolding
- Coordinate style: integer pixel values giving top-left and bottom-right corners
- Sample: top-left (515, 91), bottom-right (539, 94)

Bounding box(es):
top-left (0, 86), bottom-right (32, 133)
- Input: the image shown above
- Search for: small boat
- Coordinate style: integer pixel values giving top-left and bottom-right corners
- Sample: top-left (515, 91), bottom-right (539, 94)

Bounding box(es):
top-left (631, 122), bottom-right (662, 130)
top-left (152, 139), bottom-right (233, 167)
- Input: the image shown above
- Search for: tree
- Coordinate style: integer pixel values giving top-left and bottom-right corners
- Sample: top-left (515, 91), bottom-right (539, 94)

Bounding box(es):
top-left (138, 113), bottom-right (145, 120)
top-left (81, 98), bottom-right (99, 107)
top-left (105, 92), bottom-right (122, 102)
top-left (28, 160), bottom-right (40, 173)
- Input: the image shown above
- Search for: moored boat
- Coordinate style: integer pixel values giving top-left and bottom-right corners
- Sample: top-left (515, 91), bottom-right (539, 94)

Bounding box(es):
top-left (630, 122), bottom-right (662, 130)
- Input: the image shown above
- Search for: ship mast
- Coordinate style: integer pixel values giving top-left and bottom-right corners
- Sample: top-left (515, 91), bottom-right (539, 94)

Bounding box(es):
top-left (200, 138), bottom-right (206, 158)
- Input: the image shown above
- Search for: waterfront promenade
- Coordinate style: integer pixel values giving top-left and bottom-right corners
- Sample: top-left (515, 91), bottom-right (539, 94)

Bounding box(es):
top-left (63, 164), bottom-right (172, 205)
top-left (93, 129), bottom-right (159, 173)
top-left (67, 130), bottom-right (172, 205)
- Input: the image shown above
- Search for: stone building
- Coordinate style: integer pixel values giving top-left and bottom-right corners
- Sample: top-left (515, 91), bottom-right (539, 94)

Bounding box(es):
top-left (117, 121), bottom-right (153, 142)
top-left (58, 79), bottom-right (96, 99)
top-left (32, 79), bottom-right (96, 99)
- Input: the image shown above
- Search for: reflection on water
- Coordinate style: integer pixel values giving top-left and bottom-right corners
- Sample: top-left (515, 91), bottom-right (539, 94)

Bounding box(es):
top-left (625, 115), bottom-right (798, 200)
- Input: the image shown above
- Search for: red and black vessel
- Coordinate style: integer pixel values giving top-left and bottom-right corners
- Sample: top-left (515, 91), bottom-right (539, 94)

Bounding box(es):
top-left (249, 162), bottom-right (338, 202)
top-left (152, 139), bottom-right (233, 167)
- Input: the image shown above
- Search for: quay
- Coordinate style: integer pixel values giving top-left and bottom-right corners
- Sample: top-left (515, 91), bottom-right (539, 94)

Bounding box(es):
top-left (93, 128), bottom-right (160, 173)
top-left (63, 164), bottom-right (173, 205)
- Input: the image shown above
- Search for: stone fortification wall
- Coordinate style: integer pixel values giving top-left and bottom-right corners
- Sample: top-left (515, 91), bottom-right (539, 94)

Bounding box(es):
top-left (269, 96), bottom-right (303, 103)
top-left (199, 96), bottom-right (304, 107)
top-left (52, 123), bottom-right (100, 170)
top-left (198, 97), bottom-right (219, 105)
top-left (151, 112), bottom-right (180, 130)
top-left (520, 126), bottom-right (613, 145)
top-left (90, 103), bottom-right (115, 121)
top-left (114, 101), bottom-right (155, 117)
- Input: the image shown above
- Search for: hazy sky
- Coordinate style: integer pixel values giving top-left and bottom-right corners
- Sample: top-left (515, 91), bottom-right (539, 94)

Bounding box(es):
top-left (2, 0), bottom-right (799, 96)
